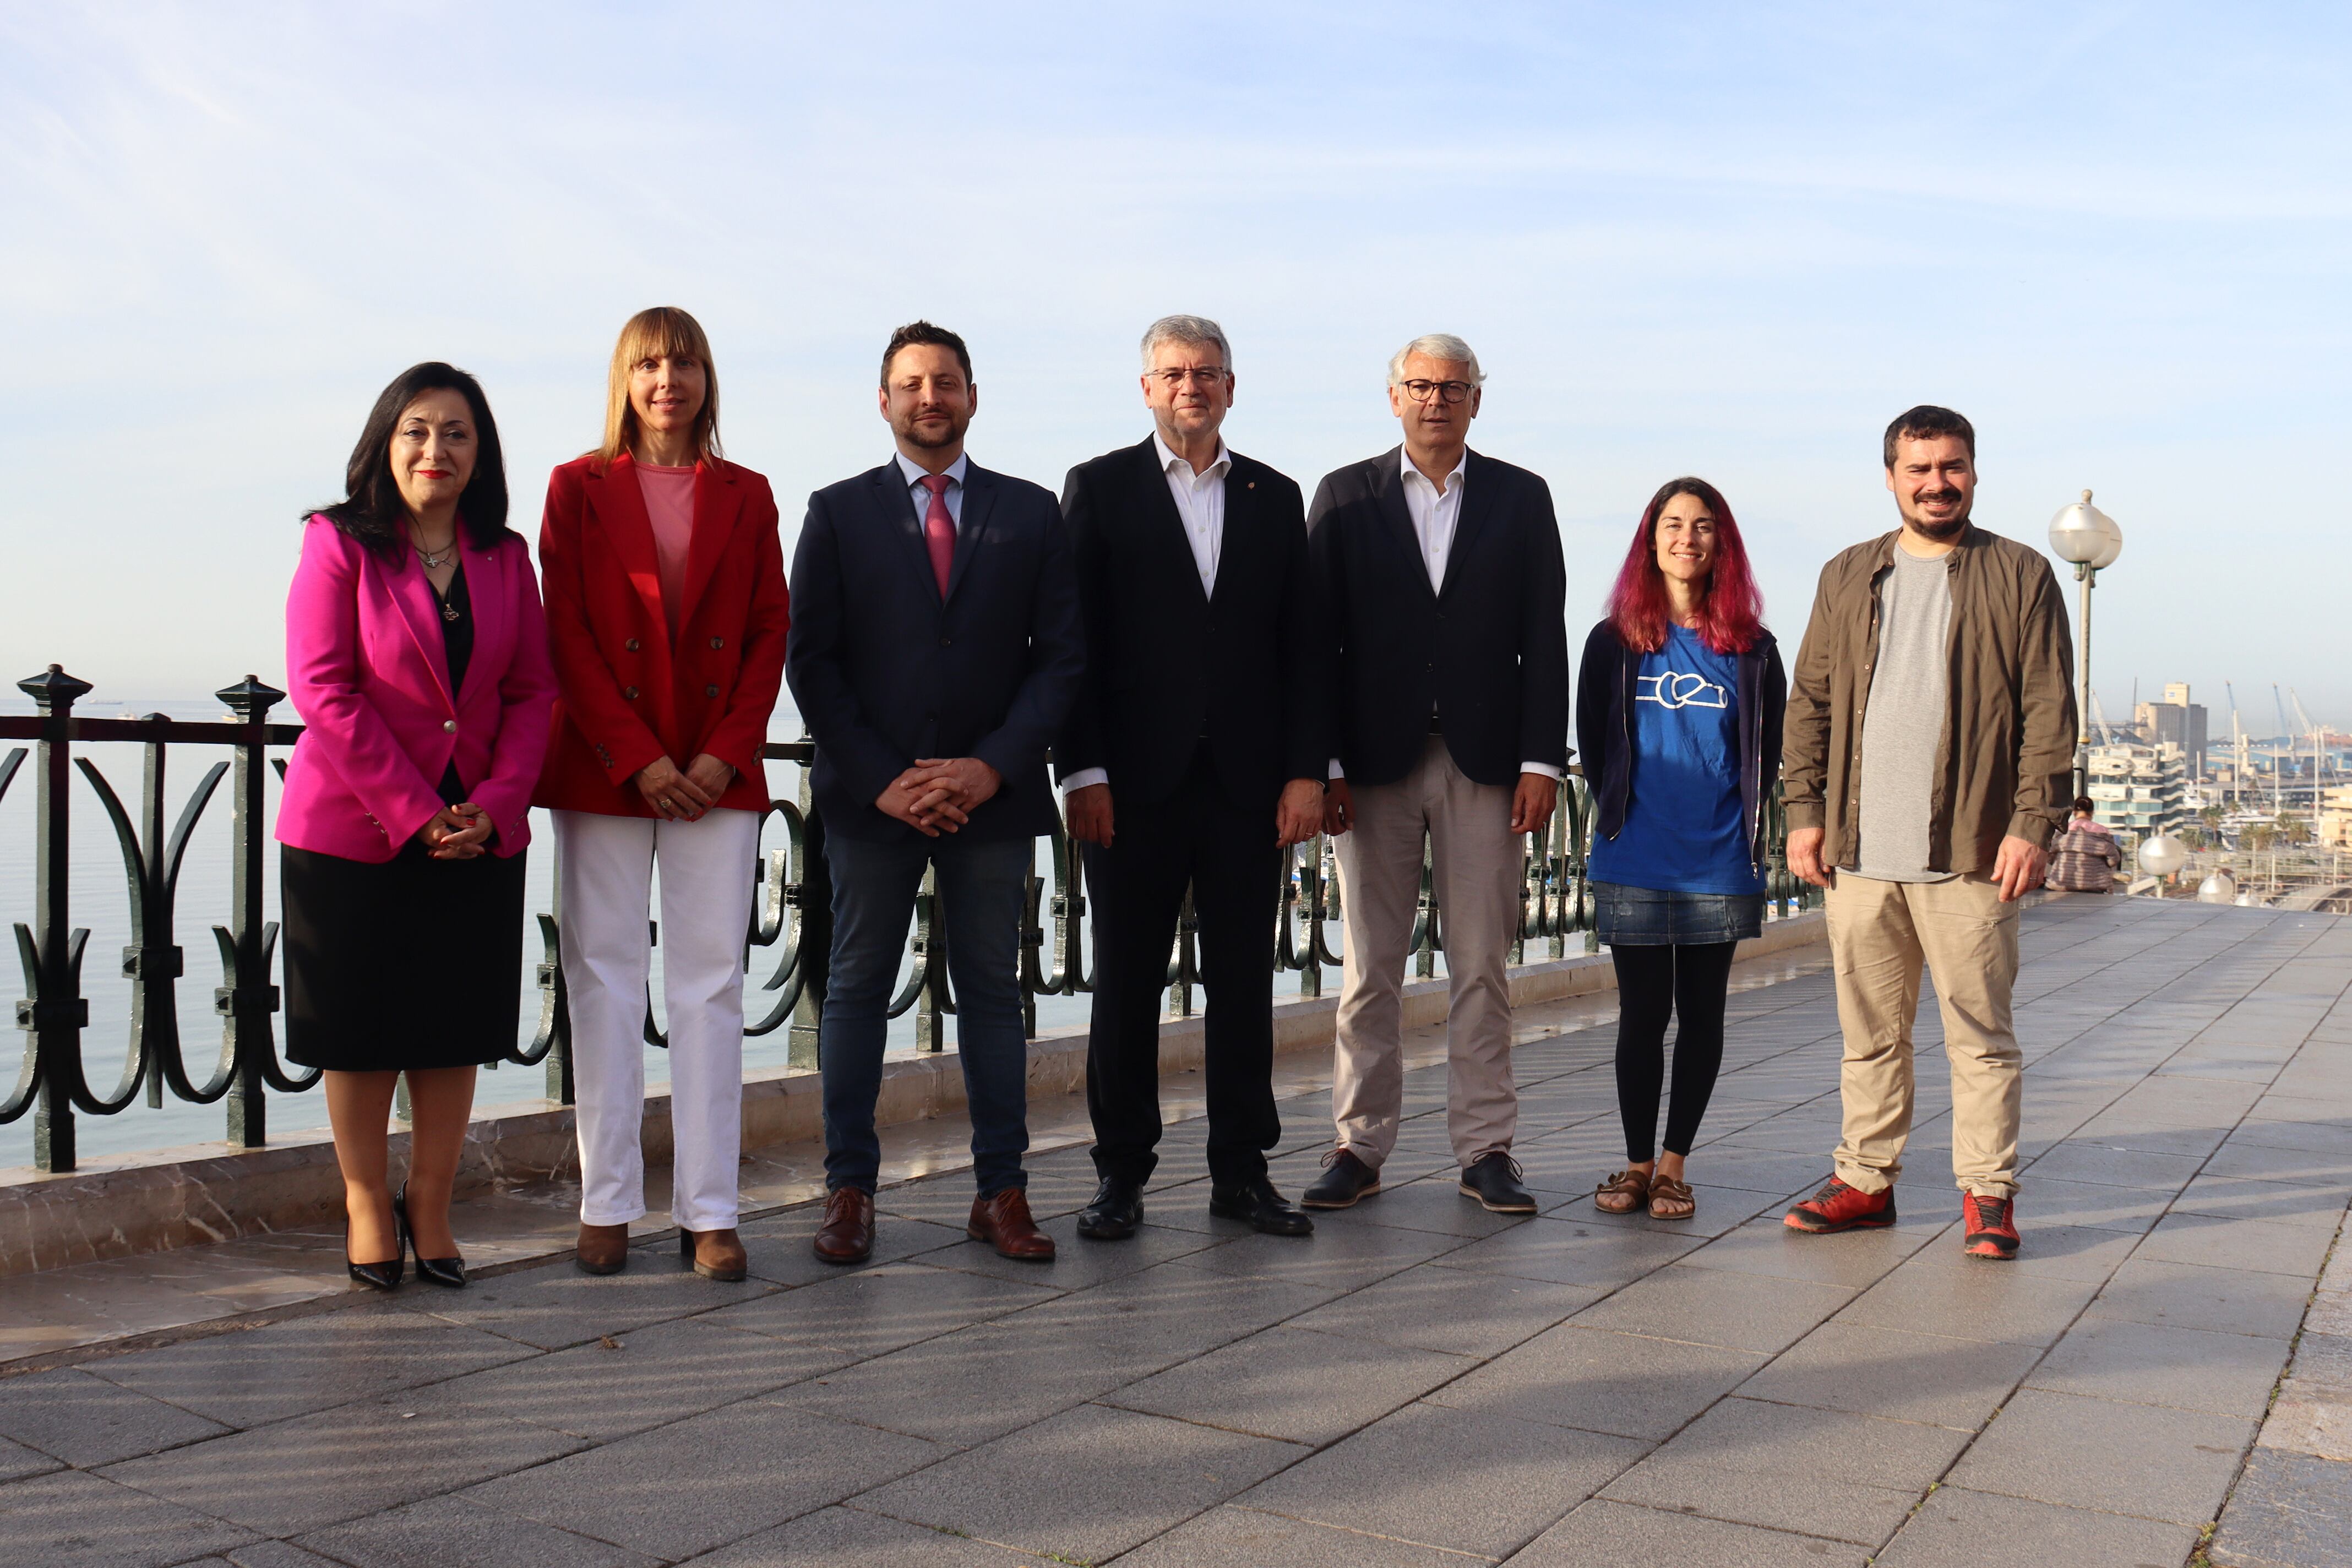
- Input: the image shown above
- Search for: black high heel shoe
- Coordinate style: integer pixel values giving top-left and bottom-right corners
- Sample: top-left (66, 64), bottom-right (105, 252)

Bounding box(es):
top-left (395, 1183), bottom-right (467, 1289)
top-left (345, 1206), bottom-right (404, 1292)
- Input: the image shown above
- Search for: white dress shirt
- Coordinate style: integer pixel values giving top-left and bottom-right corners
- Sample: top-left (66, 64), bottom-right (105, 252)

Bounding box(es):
top-left (1328, 447), bottom-right (1561, 783)
top-left (1061, 434), bottom-right (1234, 798)
top-left (896, 450), bottom-right (970, 530)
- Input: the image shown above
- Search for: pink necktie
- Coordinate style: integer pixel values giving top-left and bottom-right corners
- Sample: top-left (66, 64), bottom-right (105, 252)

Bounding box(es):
top-left (919, 474), bottom-right (955, 598)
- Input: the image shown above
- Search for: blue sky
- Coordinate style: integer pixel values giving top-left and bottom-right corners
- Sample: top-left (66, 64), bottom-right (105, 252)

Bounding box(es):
top-left (5, 2), bottom-right (2346, 732)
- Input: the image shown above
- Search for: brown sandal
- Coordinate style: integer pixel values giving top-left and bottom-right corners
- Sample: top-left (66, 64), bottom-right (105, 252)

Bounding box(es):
top-left (1648, 1174), bottom-right (1696, 1221)
top-left (1594, 1168), bottom-right (1651, 1215)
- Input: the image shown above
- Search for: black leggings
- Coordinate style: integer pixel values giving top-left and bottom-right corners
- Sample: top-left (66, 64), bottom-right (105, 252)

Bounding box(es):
top-left (1611, 941), bottom-right (1737, 1162)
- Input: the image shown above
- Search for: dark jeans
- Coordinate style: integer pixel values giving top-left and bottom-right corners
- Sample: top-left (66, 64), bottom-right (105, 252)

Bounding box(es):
top-left (1082, 752), bottom-right (1283, 1188)
top-left (1611, 941), bottom-right (1737, 1161)
top-left (819, 830), bottom-right (1035, 1196)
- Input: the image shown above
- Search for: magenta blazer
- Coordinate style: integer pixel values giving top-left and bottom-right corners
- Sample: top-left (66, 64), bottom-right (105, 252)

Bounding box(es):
top-left (279, 514), bottom-right (558, 862)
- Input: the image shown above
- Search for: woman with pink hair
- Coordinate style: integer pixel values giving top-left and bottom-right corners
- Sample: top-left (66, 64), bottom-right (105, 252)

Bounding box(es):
top-left (1576, 478), bottom-right (1784, 1221)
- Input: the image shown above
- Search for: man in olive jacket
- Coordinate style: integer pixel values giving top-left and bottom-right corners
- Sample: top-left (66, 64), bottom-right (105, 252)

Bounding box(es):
top-left (1781, 405), bottom-right (2076, 1261)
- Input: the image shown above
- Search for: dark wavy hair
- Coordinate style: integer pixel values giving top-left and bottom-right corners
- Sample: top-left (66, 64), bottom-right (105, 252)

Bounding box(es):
top-left (313, 362), bottom-right (512, 562)
top-left (1605, 476), bottom-right (1765, 655)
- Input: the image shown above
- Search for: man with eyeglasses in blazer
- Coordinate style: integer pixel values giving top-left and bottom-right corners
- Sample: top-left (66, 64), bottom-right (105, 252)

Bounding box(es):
top-left (1303, 334), bottom-right (1570, 1216)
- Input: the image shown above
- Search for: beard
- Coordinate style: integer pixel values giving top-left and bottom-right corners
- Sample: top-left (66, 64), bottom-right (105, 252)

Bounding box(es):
top-left (1907, 491), bottom-right (1970, 538)
top-left (894, 408), bottom-right (969, 450)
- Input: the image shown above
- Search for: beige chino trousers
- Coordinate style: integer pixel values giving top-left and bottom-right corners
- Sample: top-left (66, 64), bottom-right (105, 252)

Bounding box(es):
top-left (1332, 736), bottom-right (1521, 1168)
top-left (1823, 872), bottom-right (2023, 1199)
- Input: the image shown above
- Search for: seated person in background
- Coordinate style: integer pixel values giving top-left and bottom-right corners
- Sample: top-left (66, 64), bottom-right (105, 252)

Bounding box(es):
top-left (2046, 797), bottom-right (2122, 893)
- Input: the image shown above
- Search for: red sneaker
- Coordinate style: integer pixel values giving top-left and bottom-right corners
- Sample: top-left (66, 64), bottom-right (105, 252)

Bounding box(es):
top-left (1784, 1176), bottom-right (1897, 1233)
top-left (1962, 1193), bottom-right (2021, 1260)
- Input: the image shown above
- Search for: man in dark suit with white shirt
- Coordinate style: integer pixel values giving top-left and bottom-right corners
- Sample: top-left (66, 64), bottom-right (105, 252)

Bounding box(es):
top-left (1303, 334), bottom-right (1570, 1216)
top-left (786, 320), bottom-right (1085, 1266)
top-left (1057, 315), bottom-right (1328, 1239)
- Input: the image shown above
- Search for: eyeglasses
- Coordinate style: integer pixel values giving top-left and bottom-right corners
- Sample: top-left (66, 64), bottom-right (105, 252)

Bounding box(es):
top-left (1150, 367), bottom-right (1230, 389)
top-left (1400, 379), bottom-right (1474, 405)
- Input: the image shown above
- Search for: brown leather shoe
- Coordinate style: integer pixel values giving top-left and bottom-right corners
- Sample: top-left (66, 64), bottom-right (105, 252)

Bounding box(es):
top-left (575, 1221), bottom-right (630, 1275)
top-left (812, 1186), bottom-right (875, 1264)
top-left (679, 1227), bottom-right (748, 1281)
top-left (967, 1186), bottom-right (1055, 1261)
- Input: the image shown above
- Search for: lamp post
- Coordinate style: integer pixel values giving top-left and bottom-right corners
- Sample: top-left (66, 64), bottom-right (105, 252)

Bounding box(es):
top-left (2049, 490), bottom-right (2123, 798)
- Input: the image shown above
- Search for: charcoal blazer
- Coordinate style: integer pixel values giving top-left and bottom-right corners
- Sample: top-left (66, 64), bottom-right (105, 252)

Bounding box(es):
top-left (1308, 446), bottom-right (1571, 788)
top-left (1055, 437), bottom-right (1327, 809)
top-left (786, 457), bottom-right (1084, 843)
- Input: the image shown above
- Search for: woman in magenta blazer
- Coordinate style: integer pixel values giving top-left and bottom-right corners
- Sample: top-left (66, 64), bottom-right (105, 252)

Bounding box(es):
top-left (280, 361), bottom-right (557, 1291)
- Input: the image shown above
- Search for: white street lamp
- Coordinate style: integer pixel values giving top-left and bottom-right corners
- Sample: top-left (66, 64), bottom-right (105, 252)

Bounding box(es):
top-left (2197, 867), bottom-right (2237, 904)
top-left (2049, 490), bottom-right (2123, 796)
top-left (2137, 831), bottom-right (2188, 885)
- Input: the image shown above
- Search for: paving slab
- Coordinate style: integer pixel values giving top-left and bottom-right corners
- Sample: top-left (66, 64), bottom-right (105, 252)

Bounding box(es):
top-left (1878, 1482), bottom-right (2200, 1566)
top-left (1431, 1214), bottom-right (1706, 1288)
top-left (412, 1253), bottom-right (779, 1350)
top-left (911, 1209), bottom-right (1226, 1286)
top-left (2134, 1210), bottom-right (2339, 1277)
top-left (1570, 1260), bottom-right (1855, 1354)
top-left (0, 1466), bottom-right (259, 1568)
top-left (0, 1365), bottom-right (232, 1467)
top-left (2087, 1258), bottom-right (2315, 1338)
top-left (735, 1211), bottom-right (971, 1287)
top-left (290, 1493), bottom-right (666, 1568)
top-left (1114, 1502), bottom-right (1477, 1566)
top-left (1830, 1254), bottom-right (2104, 1346)
top-left (1106, 1325), bottom-right (1476, 1445)
top-left (1943, 1386), bottom-right (2256, 1525)
top-left (1286, 1259), bottom-right (1593, 1358)
top-left (1425, 1323), bottom-right (1767, 1441)
top-left (81, 1307), bottom-right (535, 1428)
top-left (1738, 1320), bottom-right (2043, 1429)
top-left (2025, 1316), bottom-right (2293, 1419)
top-left (97, 1395), bottom-right (585, 1534)
top-left (1600, 1395), bottom-right (1967, 1545)
top-left (851, 1403), bottom-right (1308, 1565)
top-left (702, 1259), bottom-right (1063, 1358)
top-left (455, 1395), bottom-right (946, 1560)
top-left (2209, 1448), bottom-right (2352, 1568)
top-left (1506, 1496), bottom-right (1870, 1566)
top-left (1237, 1398), bottom-right (1646, 1558)
top-left (674, 1504), bottom-right (1039, 1565)
top-left (1180, 1213), bottom-right (1471, 1292)
top-left (1676, 1212), bottom-right (1943, 1289)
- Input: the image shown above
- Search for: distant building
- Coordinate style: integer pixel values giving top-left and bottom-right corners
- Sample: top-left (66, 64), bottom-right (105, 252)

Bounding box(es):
top-left (2133, 682), bottom-right (2208, 775)
top-left (2321, 785), bottom-right (2352, 850)
top-left (2087, 742), bottom-right (2187, 845)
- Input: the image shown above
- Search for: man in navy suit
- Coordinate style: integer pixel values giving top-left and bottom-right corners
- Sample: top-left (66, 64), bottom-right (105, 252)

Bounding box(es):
top-left (786, 320), bottom-right (1084, 1265)
top-left (1303, 334), bottom-right (1570, 1217)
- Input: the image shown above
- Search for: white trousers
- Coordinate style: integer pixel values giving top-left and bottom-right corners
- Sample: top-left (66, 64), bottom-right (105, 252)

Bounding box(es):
top-left (556, 807), bottom-right (761, 1231)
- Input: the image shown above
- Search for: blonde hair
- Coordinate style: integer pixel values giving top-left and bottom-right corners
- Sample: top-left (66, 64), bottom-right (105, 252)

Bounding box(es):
top-left (597, 306), bottom-right (722, 469)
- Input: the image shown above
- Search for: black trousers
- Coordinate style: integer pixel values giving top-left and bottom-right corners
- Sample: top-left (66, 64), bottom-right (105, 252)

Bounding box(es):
top-left (1083, 750), bottom-right (1283, 1187)
top-left (1611, 941), bottom-right (1737, 1162)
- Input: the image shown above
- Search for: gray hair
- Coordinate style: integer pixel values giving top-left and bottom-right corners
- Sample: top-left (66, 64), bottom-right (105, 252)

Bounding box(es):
top-left (1139, 314), bottom-right (1232, 372)
top-left (1387, 333), bottom-right (1484, 386)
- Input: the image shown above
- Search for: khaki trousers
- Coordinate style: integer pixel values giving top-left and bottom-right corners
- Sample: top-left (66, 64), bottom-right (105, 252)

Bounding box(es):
top-left (1332, 736), bottom-right (1520, 1168)
top-left (1824, 872), bottom-right (2022, 1199)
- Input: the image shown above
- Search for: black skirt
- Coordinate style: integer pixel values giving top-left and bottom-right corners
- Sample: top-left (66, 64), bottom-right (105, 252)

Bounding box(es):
top-left (282, 841), bottom-right (528, 1072)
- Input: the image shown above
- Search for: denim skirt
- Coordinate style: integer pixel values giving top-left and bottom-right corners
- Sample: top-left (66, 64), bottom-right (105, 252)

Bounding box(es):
top-left (1592, 881), bottom-right (1766, 947)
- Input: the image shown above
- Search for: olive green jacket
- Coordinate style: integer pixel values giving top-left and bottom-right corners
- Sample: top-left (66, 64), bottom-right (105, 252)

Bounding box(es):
top-left (1781, 524), bottom-right (2077, 876)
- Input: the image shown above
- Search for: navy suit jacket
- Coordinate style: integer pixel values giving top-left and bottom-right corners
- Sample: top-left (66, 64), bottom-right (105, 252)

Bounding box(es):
top-left (786, 456), bottom-right (1084, 843)
top-left (1055, 437), bottom-right (1327, 809)
top-left (1308, 446), bottom-right (1570, 788)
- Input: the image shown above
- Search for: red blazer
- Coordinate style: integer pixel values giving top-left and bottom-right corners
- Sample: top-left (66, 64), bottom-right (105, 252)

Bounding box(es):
top-left (534, 452), bottom-right (790, 816)
top-left (280, 516), bottom-right (556, 861)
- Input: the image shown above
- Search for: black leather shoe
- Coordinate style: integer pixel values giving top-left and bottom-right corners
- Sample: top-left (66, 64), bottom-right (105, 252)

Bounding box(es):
top-left (1300, 1148), bottom-right (1382, 1210)
top-left (395, 1183), bottom-right (466, 1288)
top-left (344, 1213), bottom-right (403, 1292)
top-left (1458, 1151), bottom-right (1538, 1214)
top-left (1076, 1178), bottom-right (1144, 1240)
top-left (1209, 1177), bottom-right (1314, 1236)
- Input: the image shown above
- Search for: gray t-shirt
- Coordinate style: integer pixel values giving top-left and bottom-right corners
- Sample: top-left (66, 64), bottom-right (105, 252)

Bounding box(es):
top-left (1850, 544), bottom-right (1956, 882)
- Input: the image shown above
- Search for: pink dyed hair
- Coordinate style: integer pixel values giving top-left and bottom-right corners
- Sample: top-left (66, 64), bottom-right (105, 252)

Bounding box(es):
top-left (1605, 476), bottom-right (1765, 655)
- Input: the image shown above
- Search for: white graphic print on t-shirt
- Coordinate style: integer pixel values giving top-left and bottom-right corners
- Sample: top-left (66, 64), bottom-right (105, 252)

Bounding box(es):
top-left (1635, 670), bottom-right (1729, 711)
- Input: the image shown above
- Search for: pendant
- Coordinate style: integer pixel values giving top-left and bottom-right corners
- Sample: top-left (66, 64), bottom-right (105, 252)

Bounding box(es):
top-left (442, 604), bottom-right (460, 623)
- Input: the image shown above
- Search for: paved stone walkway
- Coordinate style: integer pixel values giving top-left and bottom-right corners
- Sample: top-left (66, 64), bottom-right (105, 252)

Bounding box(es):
top-left (1, 897), bottom-right (2346, 1567)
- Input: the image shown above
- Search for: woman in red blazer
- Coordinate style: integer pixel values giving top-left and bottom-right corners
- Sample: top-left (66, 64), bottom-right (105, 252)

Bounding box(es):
top-left (281, 362), bottom-right (556, 1291)
top-left (537, 307), bottom-right (790, 1282)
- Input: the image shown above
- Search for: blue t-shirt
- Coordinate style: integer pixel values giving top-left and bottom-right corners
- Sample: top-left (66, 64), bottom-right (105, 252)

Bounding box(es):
top-left (1588, 625), bottom-right (1765, 896)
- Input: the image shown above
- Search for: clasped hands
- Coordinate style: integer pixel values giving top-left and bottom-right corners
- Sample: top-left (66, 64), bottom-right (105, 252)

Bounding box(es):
top-left (631, 753), bottom-right (736, 821)
top-left (415, 803), bottom-right (492, 859)
top-left (878, 758), bottom-right (1003, 837)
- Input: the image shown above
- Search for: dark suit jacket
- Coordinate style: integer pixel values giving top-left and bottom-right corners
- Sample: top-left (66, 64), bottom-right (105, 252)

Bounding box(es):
top-left (1308, 446), bottom-right (1570, 788)
top-left (1055, 437), bottom-right (1327, 809)
top-left (785, 457), bottom-right (1084, 843)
